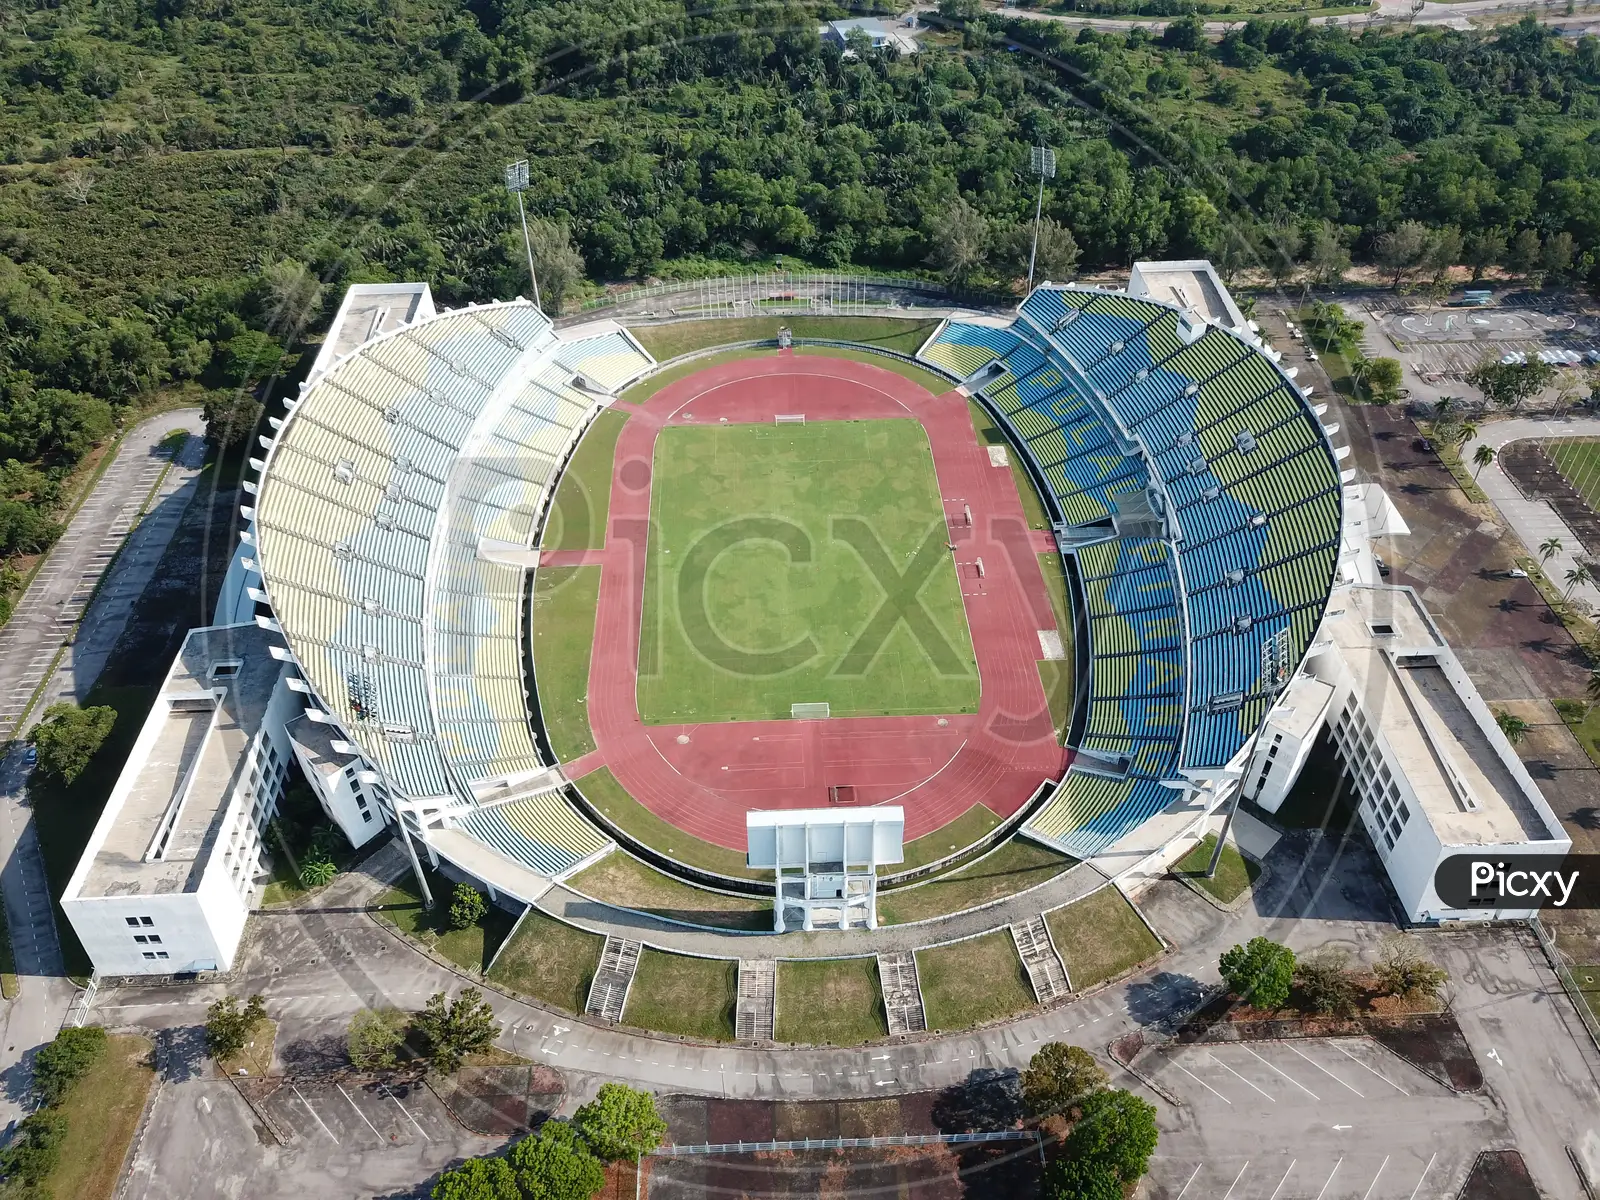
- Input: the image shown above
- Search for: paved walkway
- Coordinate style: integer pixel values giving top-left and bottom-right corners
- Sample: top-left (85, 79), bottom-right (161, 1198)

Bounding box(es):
top-left (1462, 414), bottom-right (1600, 613)
top-left (544, 857), bottom-right (1107, 956)
top-left (0, 410), bottom-right (205, 1130)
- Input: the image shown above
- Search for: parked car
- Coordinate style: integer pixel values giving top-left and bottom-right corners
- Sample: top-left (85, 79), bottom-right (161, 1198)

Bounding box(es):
top-left (1506, 568), bottom-right (1530, 579)
top-left (23, 746), bottom-right (36, 766)
top-left (1414, 437), bottom-right (1434, 452)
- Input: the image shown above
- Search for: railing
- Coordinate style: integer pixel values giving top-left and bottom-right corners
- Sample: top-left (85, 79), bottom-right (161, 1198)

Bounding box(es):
top-left (566, 270), bottom-right (1010, 323)
top-left (654, 1130), bottom-right (1042, 1155)
top-left (63, 972), bottom-right (99, 1030)
top-left (1529, 914), bottom-right (1600, 1056)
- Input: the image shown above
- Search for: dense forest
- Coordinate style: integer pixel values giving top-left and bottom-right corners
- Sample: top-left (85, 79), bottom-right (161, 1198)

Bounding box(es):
top-left (0, 0), bottom-right (1597, 584)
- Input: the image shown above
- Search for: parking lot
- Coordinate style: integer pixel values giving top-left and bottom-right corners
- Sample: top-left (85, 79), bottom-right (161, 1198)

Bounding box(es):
top-left (259, 1075), bottom-right (460, 1149)
top-left (1374, 303), bottom-right (1600, 380)
top-left (1141, 1038), bottom-right (1504, 1199)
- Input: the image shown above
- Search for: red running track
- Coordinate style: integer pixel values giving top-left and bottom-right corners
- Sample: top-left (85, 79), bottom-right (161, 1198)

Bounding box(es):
top-left (557, 354), bottom-right (1071, 849)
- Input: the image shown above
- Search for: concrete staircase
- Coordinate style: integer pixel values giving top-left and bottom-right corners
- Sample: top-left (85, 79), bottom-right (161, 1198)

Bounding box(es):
top-left (735, 959), bottom-right (776, 1041)
top-left (877, 951), bottom-right (927, 1036)
top-left (584, 935), bottom-right (642, 1023)
top-left (1011, 916), bottom-right (1070, 1004)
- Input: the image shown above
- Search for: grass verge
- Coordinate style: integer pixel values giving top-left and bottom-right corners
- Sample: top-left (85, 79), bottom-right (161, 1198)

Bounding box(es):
top-left (0, 907), bottom-right (17, 999)
top-left (776, 959), bottom-right (888, 1045)
top-left (631, 317), bottom-right (938, 362)
top-left (1046, 885), bottom-right (1162, 992)
top-left (545, 409), bottom-right (628, 551)
top-left (877, 839), bottom-right (1074, 925)
top-left (567, 852), bottom-right (771, 930)
top-left (531, 565), bottom-right (602, 760)
top-left (374, 867), bottom-right (516, 974)
top-left (575, 767), bottom-right (766, 881)
top-left (1173, 834), bottom-right (1260, 905)
top-left (1517, 555), bottom-right (1599, 652)
top-left (43, 1033), bottom-right (155, 1200)
top-left (1420, 426), bottom-right (1491, 505)
top-left (916, 931), bottom-right (1036, 1030)
top-left (1556, 699), bottom-right (1600, 770)
top-left (217, 1017), bottom-right (277, 1078)
top-left (894, 804), bottom-right (1003, 873)
top-left (622, 950), bottom-right (737, 1041)
top-left (486, 907), bottom-right (605, 1014)
top-left (1037, 551), bottom-right (1074, 744)
top-left (969, 400), bottom-right (1053, 532)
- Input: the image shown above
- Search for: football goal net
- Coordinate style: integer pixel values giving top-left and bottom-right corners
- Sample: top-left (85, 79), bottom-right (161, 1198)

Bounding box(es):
top-left (775, 414), bottom-right (806, 426)
top-left (791, 702), bottom-right (830, 719)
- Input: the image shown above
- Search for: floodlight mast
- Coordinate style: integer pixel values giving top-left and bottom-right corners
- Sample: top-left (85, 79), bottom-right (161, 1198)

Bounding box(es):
top-left (1027, 145), bottom-right (1057, 293)
top-left (504, 160), bottom-right (542, 313)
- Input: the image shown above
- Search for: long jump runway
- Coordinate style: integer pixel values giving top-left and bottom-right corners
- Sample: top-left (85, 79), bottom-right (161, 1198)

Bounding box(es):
top-left (566, 353), bottom-right (1071, 850)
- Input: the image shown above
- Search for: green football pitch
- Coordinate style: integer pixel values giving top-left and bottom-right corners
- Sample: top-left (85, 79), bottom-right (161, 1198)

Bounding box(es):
top-left (1548, 439), bottom-right (1600, 511)
top-left (637, 420), bottom-right (979, 723)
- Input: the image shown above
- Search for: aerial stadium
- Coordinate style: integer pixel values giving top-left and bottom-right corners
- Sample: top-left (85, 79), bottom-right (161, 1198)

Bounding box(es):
top-left (61, 264), bottom-right (1569, 1039)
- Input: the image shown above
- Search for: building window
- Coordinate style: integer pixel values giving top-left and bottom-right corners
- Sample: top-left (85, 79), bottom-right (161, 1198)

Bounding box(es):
top-left (361, 810), bottom-right (372, 822)
top-left (134, 935), bottom-right (148, 944)
top-left (142, 952), bottom-right (156, 960)
top-left (126, 915), bottom-right (154, 927)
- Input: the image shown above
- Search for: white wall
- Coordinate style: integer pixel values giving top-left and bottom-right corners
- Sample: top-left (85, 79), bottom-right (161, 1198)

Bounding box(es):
top-left (64, 891), bottom-right (236, 976)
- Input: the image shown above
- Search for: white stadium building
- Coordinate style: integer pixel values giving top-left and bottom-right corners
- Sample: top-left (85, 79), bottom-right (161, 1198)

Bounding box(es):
top-left (61, 267), bottom-right (1569, 979)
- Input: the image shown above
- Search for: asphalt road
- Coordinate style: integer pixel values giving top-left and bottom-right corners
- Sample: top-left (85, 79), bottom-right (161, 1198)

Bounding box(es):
top-left (0, 409), bottom-right (205, 1131)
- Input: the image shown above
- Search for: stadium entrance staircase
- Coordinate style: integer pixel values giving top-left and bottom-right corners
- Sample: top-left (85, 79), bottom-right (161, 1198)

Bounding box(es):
top-left (877, 952), bottom-right (927, 1036)
top-left (1010, 916), bottom-right (1070, 1003)
top-left (735, 960), bottom-right (776, 1041)
top-left (584, 935), bottom-right (642, 1023)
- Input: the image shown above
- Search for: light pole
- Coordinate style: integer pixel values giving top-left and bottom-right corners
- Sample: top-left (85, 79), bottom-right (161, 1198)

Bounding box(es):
top-left (1027, 145), bottom-right (1057, 294)
top-left (504, 159), bottom-right (542, 312)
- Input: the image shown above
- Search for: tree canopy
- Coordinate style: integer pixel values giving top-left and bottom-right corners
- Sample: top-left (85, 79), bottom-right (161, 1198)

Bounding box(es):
top-left (570, 1083), bottom-right (668, 1162)
top-left (28, 702), bottom-right (116, 784)
top-left (1219, 936), bottom-right (1296, 1010)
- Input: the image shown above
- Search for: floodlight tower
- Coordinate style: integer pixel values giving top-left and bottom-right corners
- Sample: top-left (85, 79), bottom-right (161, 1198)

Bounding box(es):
top-left (504, 159), bottom-right (542, 313)
top-left (1027, 144), bottom-right (1057, 293)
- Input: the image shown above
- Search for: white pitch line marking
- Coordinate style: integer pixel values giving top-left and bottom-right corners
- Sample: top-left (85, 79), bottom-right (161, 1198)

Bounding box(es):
top-left (1205, 1052), bottom-right (1275, 1101)
top-left (1268, 1159), bottom-right (1296, 1200)
top-left (1170, 1060), bottom-right (1231, 1104)
top-left (338, 1085), bottom-right (383, 1140)
top-left (1223, 1161), bottom-right (1250, 1199)
top-left (1361, 1156), bottom-right (1389, 1200)
top-left (291, 1084), bottom-right (338, 1144)
top-left (1287, 1043), bottom-right (1363, 1096)
top-left (1407, 1151), bottom-right (1438, 1200)
top-left (1331, 1042), bottom-right (1408, 1094)
top-left (1314, 1158), bottom-right (1342, 1200)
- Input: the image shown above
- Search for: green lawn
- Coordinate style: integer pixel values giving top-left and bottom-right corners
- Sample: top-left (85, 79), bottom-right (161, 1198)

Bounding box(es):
top-left (638, 420), bottom-right (978, 722)
top-left (1173, 833), bottom-right (1260, 905)
top-left (1547, 439), bottom-right (1600, 512)
top-left (44, 1034), bottom-right (155, 1200)
top-left (1046, 885), bottom-right (1163, 992)
top-left (622, 950), bottom-right (737, 1040)
top-left (1557, 699), bottom-right (1600, 771)
top-left (543, 409), bottom-right (628, 551)
top-left (631, 317), bottom-right (938, 362)
top-left (486, 907), bottom-right (605, 1014)
top-left (374, 867), bottom-right (516, 974)
top-left (776, 958), bottom-right (888, 1045)
top-left (567, 852), bottom-right (772, 930)
top-left (30, 683), bottom-right (159, 979)
top-left (574, 766), bottom-right (766, 880)
top-left (893, 804), bottom-right (1003, 872)
top-left (969, 400), bottom-right (1053, 532)
top-left (1037, 552), bottom-right (1075, 745)
top-left (530, 565), bottom-right (602, 760)
top-left (916, 931), bottom-right (1037, 1030)
top-left (877, 839), bottom-right (1074, 925)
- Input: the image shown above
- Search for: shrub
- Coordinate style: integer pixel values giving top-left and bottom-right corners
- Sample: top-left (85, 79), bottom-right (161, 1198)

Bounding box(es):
top-left (448, 882), bottom-right (488, 931)
top-left (1219, 937), bottom-right (1295, 1011)
top-left (1375, 936), bottom-right (1448, 1003)
top-left (571, 1082), bottom-right (667, 1161)
top-left (206, 993), bottom-right (267, 1061)
top-left (1020, 1042), bottom-right (1108, 1118)
top-left (348, 1007), bottom-right (407, 1071)
top-left (1061, 1089), bottom-right (1159, 1185)
top-left (0, 1110), bottom-right (67, 1184)
top-left (416, 988), bottom-right (497, 1073)
top-left (28, 702), bottom-right (116, 783)
top-left (31, 1024), bottom-right (107, 1105)
top-left (508, 1120), bottom-right (606, 1200)
top-left (1293, 948), bottom-right (1357, 1017)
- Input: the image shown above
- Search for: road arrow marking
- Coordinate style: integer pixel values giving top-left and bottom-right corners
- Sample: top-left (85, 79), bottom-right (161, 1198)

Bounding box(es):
top-left (1332, 1124), bottom-right (1352, 1131)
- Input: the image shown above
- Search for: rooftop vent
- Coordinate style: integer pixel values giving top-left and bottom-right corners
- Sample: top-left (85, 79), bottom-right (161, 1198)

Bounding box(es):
top-left (1185, 384), bottom-right (1199, 398)
top-left (382, 405), bottom-right (400, 424)
top-left (1055, 310), bottom-right (1079, 329)
top-left (1233, 431), bottom-right (1258, 454)
top-left (332, 542), bottom-right (354, 561)
top-left (375, 512), bottom-right (397, 531)
top-left (360, 597), bottom-right (382, 616)
top-left (1108, 340), bottom-right (1125, 355)
top-left (1135, 368), bottom-right (1150, 382)
top-left (1186, 456), bottom-right (1208, 476)
top-left (333, 459), bottom-right (357, 485)
top-left (1201, 485), bottom-right (1221, 501)
top-left (1249, 513), bottom-right (1268, 529)
top-left (1177, 431), bottom-right (1194, 447)
top-left (1225, 569), bottom-right (1246, 586)
top-left (1233, 615), bottom-right (1255, 634)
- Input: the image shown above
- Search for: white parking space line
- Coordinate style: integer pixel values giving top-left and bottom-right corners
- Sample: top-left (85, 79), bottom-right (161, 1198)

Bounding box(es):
top-left (1170, 1059), bottom-right (1232, 1104)
top-left (1223, 1161), bottom-right (1250, 1199)
top-left (1361, 1156), bottom-right (1389, 1200)
top-left (1174, 1163), bottom-right (1202, 1199)
top-left (381, 1086), bottom-right (432, 1141)
top-left (1205, 1052), bottom-right (1274, 1101)
top-left (291, 1083), bottom-right (338, 1144)
top-left (1241, 1044), bottom-right (1320, 1100)
top-left (1268, 1160), bottom-right (1296, 1200)
top-left (1407, 1151), bottom-right (1437, 1199)
top-left (338, 1084), bottom-right (383, 1140)
top-left (1331, 1042), bottom-right (1408, 1094)
top-left (1314, 1158), bottom-right (1342, 1200)
top-left (1287, 1043), bottom-right (1363, 1096)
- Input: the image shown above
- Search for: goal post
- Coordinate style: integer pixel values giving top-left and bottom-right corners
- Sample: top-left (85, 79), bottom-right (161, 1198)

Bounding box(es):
top-left (775, 414), bottom-right (806, 426)
top-left (791, 702), bottom-right (829, 719)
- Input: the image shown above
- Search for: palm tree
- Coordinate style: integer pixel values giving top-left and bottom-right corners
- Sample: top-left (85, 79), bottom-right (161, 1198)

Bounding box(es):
top-left (1540, 536), bottom-right (1564, 566)
top-left (1472, 443), bottom-right (1496, 477)
top-left (1456, 420), bottom-right (1478, 448)
top-left (1495, 709), bottom-right (1529, 745)
top-left (1565, 563), bottom-right (1592, 599)
top-left (1433, 396), bottom-right (1457, 421)
top-left (1586, 670), bottom-right (1600, 705)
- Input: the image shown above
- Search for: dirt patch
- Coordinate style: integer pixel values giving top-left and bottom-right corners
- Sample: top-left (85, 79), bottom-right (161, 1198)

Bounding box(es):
top-left (1459, 1150), bottom-right (1540, 1200)
top-left (429, 1064), bottom-right (565, 1136)
top-left (1175, 999), bottom-right (1482, 1092)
